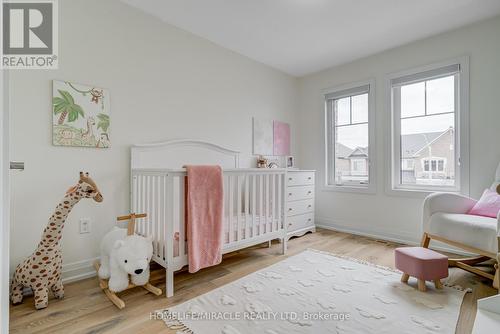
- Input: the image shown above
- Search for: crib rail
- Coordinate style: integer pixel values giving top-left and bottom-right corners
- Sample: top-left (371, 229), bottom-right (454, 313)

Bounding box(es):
top-left (131, 168), bottom-right (287, 270)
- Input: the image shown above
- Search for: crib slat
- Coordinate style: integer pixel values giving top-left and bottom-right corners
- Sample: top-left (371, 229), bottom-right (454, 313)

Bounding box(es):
top-left (137, 176), bottom-right (142, 235)
top-left (228, 175), bottom-right (234, 243)
top-left (237, 174), bottom-right (242, 242)
top-left (259, 174), bottom-right (264, 236)
top-left (172, 175), bottom-right (178, 257)
top-left (271, 174), bottom-right (275, 233)
top-left (277, 174), bottom-right (282, 233)
top-left (223, 174), bottom-right (227, 244)
top-left (252, 175), bottom-right (257, 237)
top-left (147, 176), bottom-right (152, 238)
top-left (153, 176), bottom-right (158, 255)
top-left (159, 175), bottom-right (165, 261)
top-left (179, 176), bottom-right (185, 257)
top-left (265, 174), bottom-right (268, 234)
top-left (139, 175), bottom-right (144, 236)
top-left (244, 174), bottom-right (249, 240)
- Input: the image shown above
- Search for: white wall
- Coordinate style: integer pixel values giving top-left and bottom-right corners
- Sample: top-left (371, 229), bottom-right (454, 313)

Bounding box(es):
top-left (9, 0), bottom-right (298, 280)
top-left (298, 16), bottom-right (500, 243)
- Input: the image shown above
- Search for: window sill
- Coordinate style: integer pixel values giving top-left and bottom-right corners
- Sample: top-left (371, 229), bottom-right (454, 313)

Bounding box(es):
top-left (385, 186), bottom-right (461, 199)
top-left (322, 184), bottom-right (376, 195)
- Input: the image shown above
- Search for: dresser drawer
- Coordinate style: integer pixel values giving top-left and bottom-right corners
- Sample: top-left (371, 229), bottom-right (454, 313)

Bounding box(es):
top-left (287, 185), bottom-right (314, 202)
top-left (286, 199), bottom-right (314, 217)
top-left (287, 172), bottom-right (314, 186)
top-left (287, 213), bottom-right (314, 232)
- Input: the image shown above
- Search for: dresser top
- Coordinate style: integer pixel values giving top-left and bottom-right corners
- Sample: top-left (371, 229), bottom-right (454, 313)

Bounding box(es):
top-left (287, 169), bottom-right (316, 172)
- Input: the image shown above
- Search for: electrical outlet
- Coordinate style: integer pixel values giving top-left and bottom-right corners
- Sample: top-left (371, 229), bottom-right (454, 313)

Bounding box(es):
top-left (79, 218), bottom-right (91, 234)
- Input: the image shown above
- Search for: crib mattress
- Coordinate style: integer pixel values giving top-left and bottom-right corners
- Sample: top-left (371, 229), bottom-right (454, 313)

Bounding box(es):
top-left (171, 215), bottom-right (283, 256)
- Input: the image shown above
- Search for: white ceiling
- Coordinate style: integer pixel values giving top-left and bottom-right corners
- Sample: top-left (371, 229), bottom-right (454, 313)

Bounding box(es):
top-left (121, 0), bottom-right (500, 77)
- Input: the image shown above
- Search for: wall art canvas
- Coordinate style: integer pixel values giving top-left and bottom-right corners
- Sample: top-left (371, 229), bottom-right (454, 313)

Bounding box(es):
top-left (253, 117), bottom-right (273, 155)
top-left (273, 120), bottom-right (290, 155)
top-left (52, 80), bottom-right (110, 148)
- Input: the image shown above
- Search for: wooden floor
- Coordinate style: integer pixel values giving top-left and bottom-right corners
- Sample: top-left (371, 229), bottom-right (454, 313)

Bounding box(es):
top-left (10, 228), bottom-right (498, 334)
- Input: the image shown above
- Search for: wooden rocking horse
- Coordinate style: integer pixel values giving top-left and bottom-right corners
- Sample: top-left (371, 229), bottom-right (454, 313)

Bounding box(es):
top-left (94, 213), bottom-right (162, 309)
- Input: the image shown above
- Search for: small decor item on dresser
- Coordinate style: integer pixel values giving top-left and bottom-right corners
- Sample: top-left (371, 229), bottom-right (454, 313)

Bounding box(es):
top-left (52, 80), bottom-right (110, 148)
top-left (95, 213), bottom-right (162, 309)
top-left (257, 155), bottom-right (268, 168)
top-left (268, 162), bottom-right (279, 168)
top-left (395, 246), bottom-right (448, 292)
top-left (10, 172), bottom-right (103, 309)
top-left (286, 155), bottom-right (295, 168)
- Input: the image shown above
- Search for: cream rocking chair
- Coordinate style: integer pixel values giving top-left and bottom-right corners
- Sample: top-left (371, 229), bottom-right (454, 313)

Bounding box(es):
top-left (421, 162), bottom-right (500, 290)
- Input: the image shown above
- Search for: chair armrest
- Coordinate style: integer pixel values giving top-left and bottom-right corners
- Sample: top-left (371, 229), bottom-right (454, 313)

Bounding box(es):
top-left (422, 192), bottom-right (477, 233)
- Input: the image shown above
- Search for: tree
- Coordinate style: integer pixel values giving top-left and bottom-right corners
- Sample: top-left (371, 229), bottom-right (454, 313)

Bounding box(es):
top-left (53, 90), bottom-right (85, 124)
top-left (96, 113), bottom-right (110, 133)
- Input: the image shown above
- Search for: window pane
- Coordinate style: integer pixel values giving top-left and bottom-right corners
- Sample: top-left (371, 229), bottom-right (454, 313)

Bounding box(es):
top-left (399, 113), bottom-right (455, 187)
top-left (401, 82), bottom-right (425, 118)
top-left (438, 160), bottom-right (444, 171)
top-left (335, 123), bottom-right (368, 185)
top-left (335, 97), bottom-right (350, 126)
top-left (351, 93), bottom-right (368, 123)
top-left (427, 76), bottom-right (454, 115)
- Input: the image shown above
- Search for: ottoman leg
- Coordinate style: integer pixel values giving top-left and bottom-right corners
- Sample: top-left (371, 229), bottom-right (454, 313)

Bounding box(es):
top-left (401, 273), bottom-right (410, 283)
top-left (417, 279), bottom-right (426, 292)
top-left (420, 233), bottom-right (431, 248)
top-left (434, 279), bottom-right (443, 289)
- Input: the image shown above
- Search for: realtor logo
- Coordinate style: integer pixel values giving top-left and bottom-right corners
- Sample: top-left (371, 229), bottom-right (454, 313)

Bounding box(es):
top-left (2, 0), bottom-right (58, 69)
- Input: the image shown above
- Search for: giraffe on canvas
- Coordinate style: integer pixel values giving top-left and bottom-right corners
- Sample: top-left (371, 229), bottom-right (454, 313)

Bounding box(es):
top-left (10, 172), bottom-right (103, 309)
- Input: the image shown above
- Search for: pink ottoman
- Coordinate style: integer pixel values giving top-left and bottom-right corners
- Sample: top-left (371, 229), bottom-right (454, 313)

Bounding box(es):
top-left (395, 247), bottom-right (448, 292)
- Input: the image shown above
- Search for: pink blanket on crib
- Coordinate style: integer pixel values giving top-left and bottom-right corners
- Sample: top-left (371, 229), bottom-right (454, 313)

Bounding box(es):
top-left (185, 165), bottom-right (223, 273)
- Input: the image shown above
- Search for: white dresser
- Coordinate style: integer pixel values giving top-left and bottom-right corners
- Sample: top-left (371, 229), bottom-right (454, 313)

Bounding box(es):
top-left (285, 170), bottom-right (315, 239)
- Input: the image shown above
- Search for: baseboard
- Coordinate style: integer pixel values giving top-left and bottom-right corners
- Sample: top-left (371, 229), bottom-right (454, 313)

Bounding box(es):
top-left (315, 217), bottom-right (474, 257)
top-left (61, 257), bottom-right (99, 284)
top-left (16, 217), bottom-right (475, 297)
top-left (20, 257), bottom-right (99, 296)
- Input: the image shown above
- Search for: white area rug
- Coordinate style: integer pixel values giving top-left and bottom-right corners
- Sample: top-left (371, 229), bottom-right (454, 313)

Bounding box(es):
top-left (157, 249), bottom-right (469, 333)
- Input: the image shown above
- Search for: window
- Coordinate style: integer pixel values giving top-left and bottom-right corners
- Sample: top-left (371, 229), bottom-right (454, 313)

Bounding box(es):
top-left (325, 81), bottom-right (375, 191)
top-left (402, 159), bottom-right (414, 171)
top-left (422, 158), bottom-right (445, 172)
top-left (389, 59), bottom-right (469, 193)
top-left (351, 159), bottom-right (365, 173)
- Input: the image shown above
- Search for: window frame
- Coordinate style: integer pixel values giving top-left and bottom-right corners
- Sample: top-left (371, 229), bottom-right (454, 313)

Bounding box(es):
top-left (386, 57), bottom-right (470, 197)
top-left (323, 79), bottom-right (376, 194)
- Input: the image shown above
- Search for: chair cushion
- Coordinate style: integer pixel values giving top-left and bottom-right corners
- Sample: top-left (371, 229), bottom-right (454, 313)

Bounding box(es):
top-left (395, 247), bottom-right (448, 280)
top-left (428, 213), bottom-right (498, 253)
top-left (468, 189), bottom-right (500, 218)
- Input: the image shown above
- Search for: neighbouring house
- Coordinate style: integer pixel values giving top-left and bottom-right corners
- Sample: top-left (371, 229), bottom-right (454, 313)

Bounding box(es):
top-left (335, 127), bottom-right (454, 186)
top-left (401, 127), bottom-right (455, 186)
top-left (335, 143), bottom-right (369, 184)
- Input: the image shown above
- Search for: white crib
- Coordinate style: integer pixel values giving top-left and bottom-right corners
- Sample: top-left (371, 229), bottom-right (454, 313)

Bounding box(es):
top-left (131, 139), bottom-right (287, 297)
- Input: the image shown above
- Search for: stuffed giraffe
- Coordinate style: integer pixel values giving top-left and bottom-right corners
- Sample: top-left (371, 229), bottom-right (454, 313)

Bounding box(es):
top-left (10, 172), bottom-right (103, 309)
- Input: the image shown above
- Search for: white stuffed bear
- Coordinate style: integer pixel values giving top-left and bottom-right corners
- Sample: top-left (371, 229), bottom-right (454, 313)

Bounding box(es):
top-left (98, 227), bottom-right (153, 293)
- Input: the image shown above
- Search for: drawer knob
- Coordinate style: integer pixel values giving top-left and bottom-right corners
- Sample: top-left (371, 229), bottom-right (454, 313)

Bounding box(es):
top-left (288, 223), bottom-right (292, 227)
top-left (307, 218), bottom-right (312, 222)
top-left (307, 191), bottom-right (312, 194)
top-left (308, 177), bottom-right (312, 180)
top-left (307, 205), bottom-right (312, 208)
top-left (288, 178), bottom-right (293, 181)
top-left (289, 193), bottom-right (292, 196)
top-left (288, 208), bottom-right (293, 211)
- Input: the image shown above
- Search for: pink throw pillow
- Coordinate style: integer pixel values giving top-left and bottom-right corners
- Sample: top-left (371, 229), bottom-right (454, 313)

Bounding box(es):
top-left (467, 189), bottom-right (500, 218)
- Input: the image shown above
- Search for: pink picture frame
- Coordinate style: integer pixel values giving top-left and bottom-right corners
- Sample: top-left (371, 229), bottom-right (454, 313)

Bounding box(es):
top-left (273, 121), bottom-right (290, 156)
